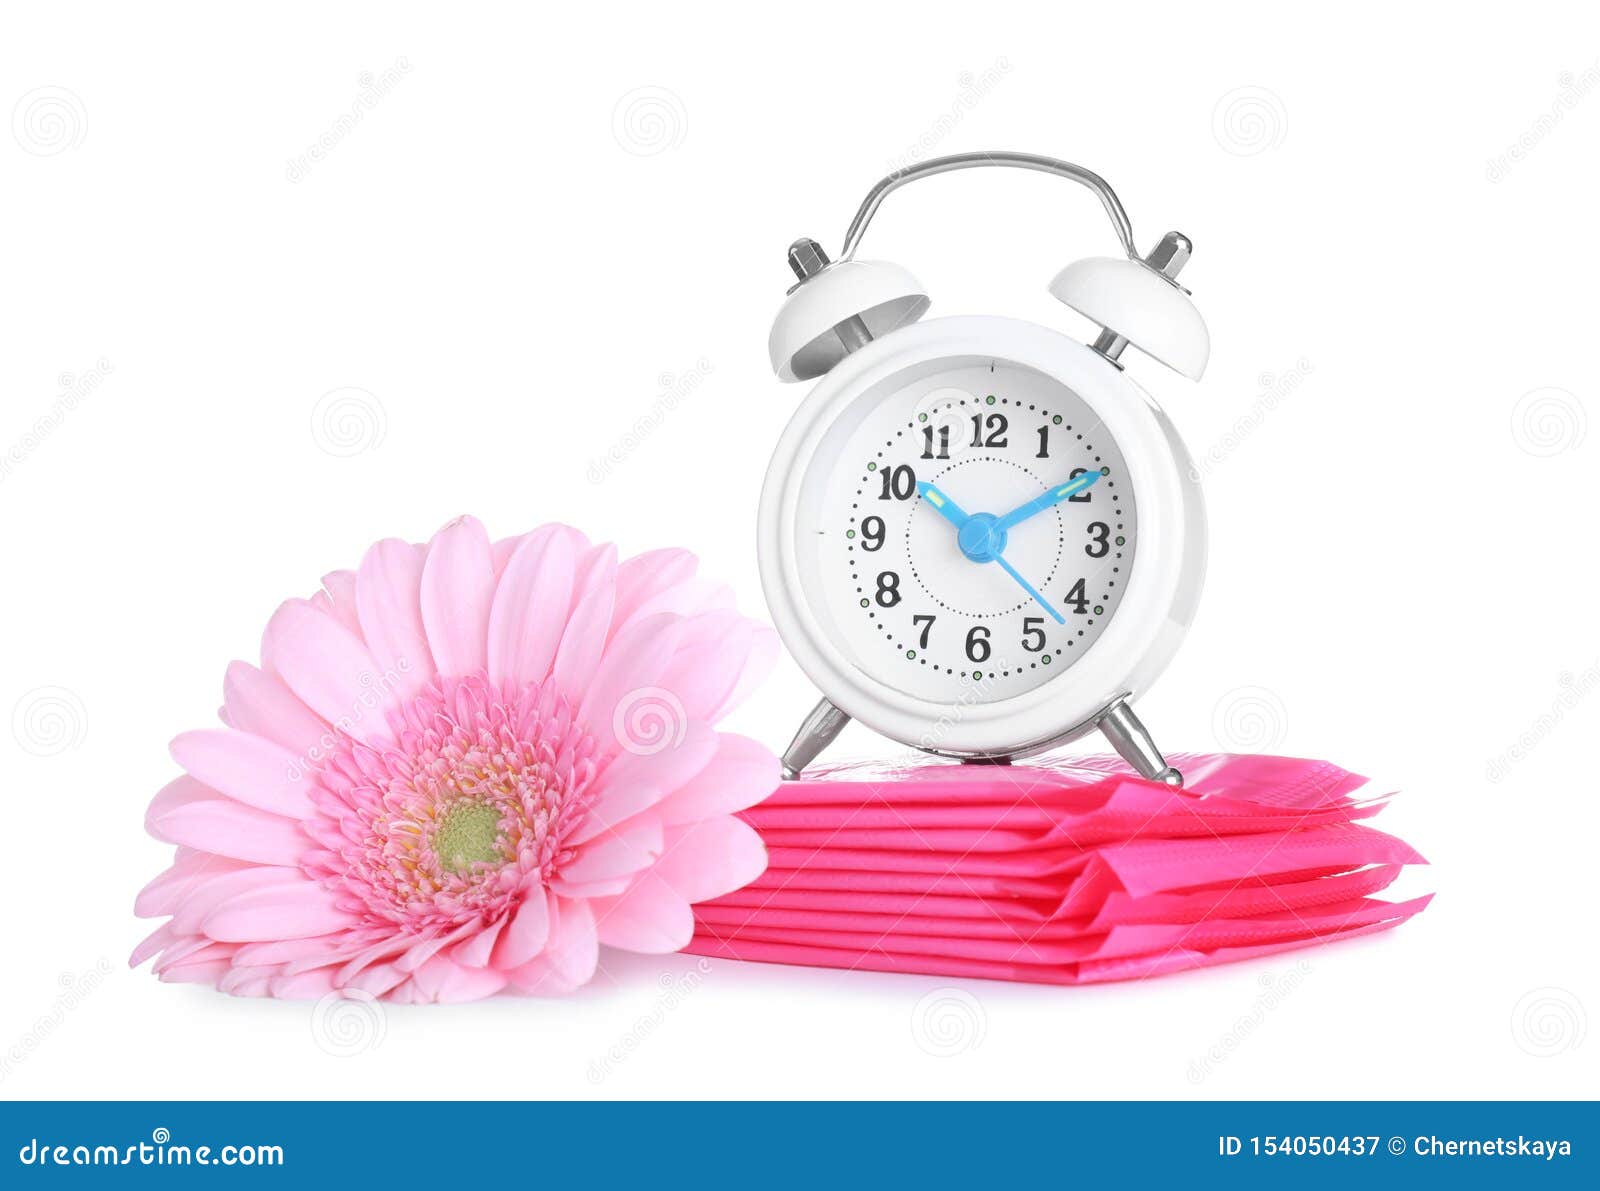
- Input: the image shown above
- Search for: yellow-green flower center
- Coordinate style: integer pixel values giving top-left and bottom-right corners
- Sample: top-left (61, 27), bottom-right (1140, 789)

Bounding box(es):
top-left (435, 803), bottom-right (504, 874)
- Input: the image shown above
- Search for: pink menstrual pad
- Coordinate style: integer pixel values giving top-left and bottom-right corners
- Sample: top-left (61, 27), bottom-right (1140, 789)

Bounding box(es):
top-left (685, 753), bottom-right (1431, 986)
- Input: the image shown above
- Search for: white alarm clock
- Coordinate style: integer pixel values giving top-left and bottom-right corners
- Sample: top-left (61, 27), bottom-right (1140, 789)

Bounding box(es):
top-left (757, 152), bottom-right (1209, 785)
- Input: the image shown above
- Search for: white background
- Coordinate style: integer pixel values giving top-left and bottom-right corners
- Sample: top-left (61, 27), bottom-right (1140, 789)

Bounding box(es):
top-left (2, 1), bottom-right (1595, 1100)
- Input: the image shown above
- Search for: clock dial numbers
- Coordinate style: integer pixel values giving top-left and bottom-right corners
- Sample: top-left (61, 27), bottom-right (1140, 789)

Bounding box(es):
top-left (971, 412), bottom-right (1008, 448)
top-left (829, 364), bottom-right (1133, 700)
top-left (874, 571), bottom-right (902, 607)
top-left (1063, 577), bottom-right (1090, 615)
top-left (965, 625), bottom-right (991, 663)
top-left (878, 465), bottom-right (916, 500)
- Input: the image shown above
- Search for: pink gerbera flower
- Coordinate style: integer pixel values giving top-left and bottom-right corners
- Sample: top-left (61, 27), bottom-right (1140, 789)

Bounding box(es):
top-left (132, 516), bottom-right (779, 1002)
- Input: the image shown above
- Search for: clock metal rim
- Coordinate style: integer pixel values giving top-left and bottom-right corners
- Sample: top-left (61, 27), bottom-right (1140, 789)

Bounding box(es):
top-left (758, 314), bottom-right (1205, 757)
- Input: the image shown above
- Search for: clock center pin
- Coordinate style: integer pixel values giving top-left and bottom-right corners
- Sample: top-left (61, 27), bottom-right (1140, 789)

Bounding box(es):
top-left (956, 513), bottom-right (1006, 563)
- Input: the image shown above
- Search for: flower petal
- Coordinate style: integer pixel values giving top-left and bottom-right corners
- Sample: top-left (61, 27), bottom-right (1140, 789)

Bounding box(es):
top-left (129, 922), bottom-right (177, 968)
top-left (170, 728), bottom-right (314, 818)
top-left (654, 611), bottom-right (758, 722)
top-left (158, 956), bottom-right (237, 986)
top-left (135, 847), bottom-right (252, 918)
top-left (262, 598), bottom-right (388, 742)
top-left (409, 956), bottom-right (509, 1003)
top-left (487, 525), bottom-right (581, 690)
top-left (150, 936), bottom-right (228, 974)
top-left (420, 515), bottom-right (495, 677)
top-left (660, 613), bottom-right (780, 724)
top-left (393, 923), bottom-right (474, 973)
top-left (546, 873), bottom-right (635, 899)
top-left (167, 865), bottom-right (308, 935)
top-left (145, 776), bottom-right (222, 835)
top-left (216, 966), bottom-right (276, 997)
top-left (549, 544), bottom-right (618, 701)
top-left (233, 935), bottom-right (352, 969)
top-left (267, 968), bottom-right (340, 1000)
top-left (570, 720), bottom-right (718, 844)
top-left (489, 886), bottom-right (552, 969)
top-left (578, 613), bottom-right (685, 753)
top-left (491, 533), bottom-right (525, 578)
top-left (317, 569), bottom-right (363, 636)
top-left (202, 879), bottom-right (358, 942)
top-left (451, 916), bottom-right (506, 969)
top-left (560, 816), bottom-right (664, 885)
top-left (656, 733), bottom-right (781, 825)
top-left (341, 962), bottom-right (408, 997)
top-left (653, 816), bottom-right (767, 903)
top-left (709, 625), bottom-right (779, 721)
top-left (610, 548), bottom-right (698, 633)
top-left (505, 897), bottom-right (597, 993)
top-left (590, 871), bottom-right (694, 954)
top-left (355, 538), bottom-right (435, 699)
top-left (148, 794), bottom-right (309, 866)
top-left (222, 662), bottom-right (330, 757)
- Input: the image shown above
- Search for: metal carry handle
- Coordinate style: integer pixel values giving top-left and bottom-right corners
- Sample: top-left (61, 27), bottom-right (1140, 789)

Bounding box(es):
top-left (838, 150), bottom-right (1138, 262)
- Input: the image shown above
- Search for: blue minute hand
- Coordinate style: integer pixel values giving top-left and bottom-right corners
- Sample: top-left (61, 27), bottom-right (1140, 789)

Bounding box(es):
top-left (994, 554), bottom-right (1065, 624)
top-left (995, 470), bottom-right (1105, 531)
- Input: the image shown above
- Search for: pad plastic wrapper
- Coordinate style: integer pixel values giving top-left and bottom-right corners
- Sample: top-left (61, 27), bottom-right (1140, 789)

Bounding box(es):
top-left (685, 753), bottom-right (1430, 985)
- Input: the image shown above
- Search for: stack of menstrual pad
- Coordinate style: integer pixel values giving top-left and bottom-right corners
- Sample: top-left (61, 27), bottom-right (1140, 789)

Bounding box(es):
top-left (686, 754), bottom-right (1430, 984)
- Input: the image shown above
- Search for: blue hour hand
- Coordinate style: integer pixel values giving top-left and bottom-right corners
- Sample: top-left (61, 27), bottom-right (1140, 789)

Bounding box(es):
top-left (995, 469), bottom-right (1105, 531)
top-left (916, 481), bottom-right (971, 529)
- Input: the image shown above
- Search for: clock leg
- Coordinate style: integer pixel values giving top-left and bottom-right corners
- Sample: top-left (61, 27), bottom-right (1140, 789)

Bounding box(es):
top-left (780, 697), bottom-right (851, 781)
top-left (1097, 700), bottom-right (1184, 787)
top-left (772, 245), bottom-right (873, 785)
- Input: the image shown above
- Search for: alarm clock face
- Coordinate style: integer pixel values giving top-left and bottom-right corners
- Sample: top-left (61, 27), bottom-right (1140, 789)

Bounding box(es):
top-left (761, 316), bottom-right (1203, 755)
top-left (812, 358), bottom-right (1134, 701)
